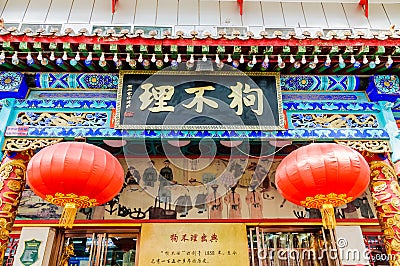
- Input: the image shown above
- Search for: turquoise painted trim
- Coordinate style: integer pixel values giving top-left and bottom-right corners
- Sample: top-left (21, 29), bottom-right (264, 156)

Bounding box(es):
top-left (27, 90), bottom-right (117, 100)
top-left (33, 73), bottom-right (360, 91)
top-left (14, 99), bottom-right (116, 109)
top-left (378, 101), bottom-right (400, 163)
top-left (282, 91), bottom-right (369, 102)
top-left (284, 102), bottom-right (379, 112)
top-left (0, 98), bottom-right (15, 158)
top-left (12, 127), bottom-right (388, 140)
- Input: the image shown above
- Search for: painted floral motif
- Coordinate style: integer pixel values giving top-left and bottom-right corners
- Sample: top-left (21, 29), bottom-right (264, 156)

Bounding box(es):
top-left (374, 75), bottom-right (400, 94)
top-left (281, 75), bottom-right (359, 91)
top-left (15, 99), bottom-right (116, 109)
top-left (79, 74), bottom-right (119, 89)
top-left (36, 73), bottom-right (119, 89)
top-left (0, 72), bottom-right (23, 92)
top-left (36, 92), bottom-right (117, 99)
top-left (281, 76), bottom-right (319, 91)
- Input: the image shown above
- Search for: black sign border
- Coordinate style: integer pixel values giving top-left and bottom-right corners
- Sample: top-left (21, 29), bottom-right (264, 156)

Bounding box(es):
top-left (115, 70), bottom-right (284, 131)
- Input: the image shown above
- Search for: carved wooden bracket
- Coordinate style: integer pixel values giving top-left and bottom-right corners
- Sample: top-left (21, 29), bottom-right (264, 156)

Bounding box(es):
top-left (2, 138), bottom-right (63, 152)
top-left (334, 140), bottom-right (391, 154)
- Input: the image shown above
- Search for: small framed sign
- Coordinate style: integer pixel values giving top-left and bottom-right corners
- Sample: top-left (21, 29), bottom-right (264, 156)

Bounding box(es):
top-left (20, 239), bottom-right (41, 266)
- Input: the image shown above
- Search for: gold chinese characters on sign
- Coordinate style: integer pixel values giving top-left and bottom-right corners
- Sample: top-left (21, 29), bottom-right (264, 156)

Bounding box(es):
top-left (138, 223), bottom-right (249, 266)
top-left (116, 71), bottom-right (284, 130)
top-left (137, 82), bottom-right (263, 115)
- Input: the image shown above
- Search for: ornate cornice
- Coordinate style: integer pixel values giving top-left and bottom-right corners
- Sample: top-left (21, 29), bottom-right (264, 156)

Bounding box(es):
top-left (2, 138), bottom-right (62, 152)
top-left (335, 140), bottom-right (391, 153)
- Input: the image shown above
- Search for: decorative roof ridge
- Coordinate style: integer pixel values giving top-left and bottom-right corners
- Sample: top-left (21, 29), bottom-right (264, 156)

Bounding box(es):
top-left (0, 32), bottom-right (399, 47)
top-left (0, 27), bottom-right (398, 42)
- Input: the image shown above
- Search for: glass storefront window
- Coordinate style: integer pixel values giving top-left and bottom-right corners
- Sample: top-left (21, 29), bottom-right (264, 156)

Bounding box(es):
top-left (62, 233), bottom-right (137, 266)
top-left (247, 227), bottom-right (335, 266)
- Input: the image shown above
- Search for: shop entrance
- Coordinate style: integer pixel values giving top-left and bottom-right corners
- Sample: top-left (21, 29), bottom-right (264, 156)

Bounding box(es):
top-left (248, 227), bottom-right (337, 266)
top-left (61, 232), bottom-right (138, 266)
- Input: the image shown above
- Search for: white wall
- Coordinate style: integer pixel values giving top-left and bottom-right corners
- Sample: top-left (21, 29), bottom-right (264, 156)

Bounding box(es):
top-left (1, 1), bottom-right (397, 33)
top-left (13, 227), bottom-right (56, 266)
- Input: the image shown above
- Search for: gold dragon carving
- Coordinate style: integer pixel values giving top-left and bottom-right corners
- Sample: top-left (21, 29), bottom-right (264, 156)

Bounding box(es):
top-left (334, 140), bottom-right (391, 154)
top-left (370, 161), bottom-right (400, 265)
top-left (17, 112), bottom-right (107, 127)
top-left (336, 141), bottom-right (399, 264)
top-left (0, 153), bottom-right (31, 264)
top-left (293, 113), bottom-right (377, 128)
top-left (2, 138), bottom-right (62, 152)
top-left (0, 139), bottom-right (63, 264)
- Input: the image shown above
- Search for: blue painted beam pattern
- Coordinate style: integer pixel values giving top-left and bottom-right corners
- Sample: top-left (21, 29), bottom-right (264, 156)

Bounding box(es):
top-left (0, 72), bottom-right (28, 99)
top-left (14, 99), bottom-right (379, 112)
top-left (379, 101), bottom-right (400, 163)
top-left (34, 73), bottom-right (361, 92)
top-left (20, 127), bottom-right (388, 140)
top-left (280, 75), bottom-right (359, 91)
top-left (35, 73), bottom-right (119, 89)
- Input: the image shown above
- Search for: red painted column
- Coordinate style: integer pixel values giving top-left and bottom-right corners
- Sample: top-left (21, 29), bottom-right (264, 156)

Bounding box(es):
top-left (365, 152), bottom-right (400, 265)
top-left (0, 150), bottom-right (32, 264)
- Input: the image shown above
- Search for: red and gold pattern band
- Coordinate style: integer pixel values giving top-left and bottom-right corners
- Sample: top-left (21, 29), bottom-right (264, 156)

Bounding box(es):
top-left (0, 150), bottom-right (32, 264)
top-left (365, 152), bottom-right (400, 266)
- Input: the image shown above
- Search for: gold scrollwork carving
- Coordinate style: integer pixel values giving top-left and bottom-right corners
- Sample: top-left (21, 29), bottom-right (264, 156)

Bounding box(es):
top-left (3, 191), bottom-right (22, 206)
top-left (6, 180), bottom-right (21, 192)
top-left (0, 219), bottom-right (11, 232)
top-left (386, 217), bottom-right (394, 227)
top-left (300, 193), bottom-right (352, 209)
top-left (385, 227), bottom-right (395, 239)
top-left (368, 160), bottom-right (400, 265)
top-left (392, 238), bottom-right (400, 252)
top-left (372, 180), bottom-right (388, 191)
top-left (16, 112), bottom-right (108, 127)
top-left (0, 166), bottom-right (12, 180)
top-left (370, 161), bottom-right (397, 180)
top-left (293, 113), bottom-right (378, 128)
top-left (391, 198), bottom-right (400, 210)
top-left (0, 151), bottom-right (29, 265)
top-left (382, 204), bottom-right (394, 214)
top-left (335, 140), bottom-right (391, 153)
top-left (0, 159), bottom-right (27, 183)
top-left (391, 181), bottom-right (400, 198)
top-left (58, 243), bottom-right (75, 266)
top-left (2, 204), bottom-right (11, 213)
top-left (2, 138), bottom-right (62, 152)
top-left (46, 193), bottom-right (98, 208)
top-left (0, 228), bottom-right (9, 241)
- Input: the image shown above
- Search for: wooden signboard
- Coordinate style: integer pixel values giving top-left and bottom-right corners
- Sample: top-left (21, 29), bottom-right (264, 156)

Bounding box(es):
top-left (138, 223), bottom-right (250, 266)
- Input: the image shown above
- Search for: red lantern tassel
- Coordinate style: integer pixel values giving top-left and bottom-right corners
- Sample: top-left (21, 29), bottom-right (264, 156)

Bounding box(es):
top-left (59, 203), bottom-right (78, 229)
top-left (320, 204), bottom-right (336, 229)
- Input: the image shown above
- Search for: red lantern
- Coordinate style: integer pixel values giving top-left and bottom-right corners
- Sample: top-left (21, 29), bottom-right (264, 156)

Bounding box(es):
top-left (27, 142), bottom-right (124, 228)
top-left (275, 143), bottom-right (370, 228)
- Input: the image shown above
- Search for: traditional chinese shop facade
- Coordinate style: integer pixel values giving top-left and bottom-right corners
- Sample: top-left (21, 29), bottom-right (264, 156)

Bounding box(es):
top-left (1, 18), bottom-right (400, 266)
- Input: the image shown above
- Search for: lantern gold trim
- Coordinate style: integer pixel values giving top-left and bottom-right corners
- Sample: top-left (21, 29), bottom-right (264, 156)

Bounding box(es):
top-left (45, 193), bottom-right (98, 208)
top-left (320, 204), bottom-right (336, 229)
top-left (300, 193), bottom-right (353, 209)
top-left (301, 193), bottom-right (354, 229)
top-left (59, 203), bottom-right (78, 229)
top-left (46, 193), bottom-right (99, 229)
